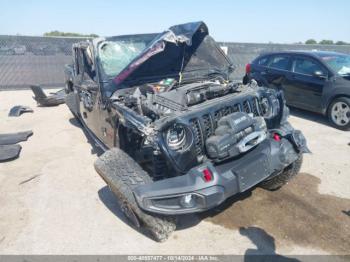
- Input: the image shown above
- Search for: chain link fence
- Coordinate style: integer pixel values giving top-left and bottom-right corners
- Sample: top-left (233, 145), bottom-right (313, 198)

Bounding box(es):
top-left (0, 35), bottom-right (87, 90)
top-left (1, 35), bottom-right (350, 90)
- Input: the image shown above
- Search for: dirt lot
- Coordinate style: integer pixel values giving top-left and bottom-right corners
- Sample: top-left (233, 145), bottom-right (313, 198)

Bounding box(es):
top-left (0, 89), bottom-right (349, 255)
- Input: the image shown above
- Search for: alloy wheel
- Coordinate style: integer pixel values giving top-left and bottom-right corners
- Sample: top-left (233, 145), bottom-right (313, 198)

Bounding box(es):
top-left (331, 102), bottom-right (350, 126)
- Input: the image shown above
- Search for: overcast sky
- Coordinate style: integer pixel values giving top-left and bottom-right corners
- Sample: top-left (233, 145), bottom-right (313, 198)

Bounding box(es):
top-left (1, 0), bottom-right (349, 43)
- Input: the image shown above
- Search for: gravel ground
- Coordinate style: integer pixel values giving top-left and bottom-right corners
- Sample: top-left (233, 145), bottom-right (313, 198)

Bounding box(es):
top-left (0, 89), bottom-right (349, 255)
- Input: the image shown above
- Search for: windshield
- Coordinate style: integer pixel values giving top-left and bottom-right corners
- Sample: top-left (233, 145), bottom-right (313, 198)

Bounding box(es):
top-left (98, 35), bottom-right (156, 77)
top-left (99, 41), bottom-right (146, 77)
top-left (319, 54), bottom-right (350, 76)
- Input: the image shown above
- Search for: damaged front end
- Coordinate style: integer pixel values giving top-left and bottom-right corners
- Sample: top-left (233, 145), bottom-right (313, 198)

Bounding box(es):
top-left (111, 84), bottom-right (309, 215)
top-left (133, 127), bottom-right (308, 215)
top-left (100, 22), bottom-right (309, 215)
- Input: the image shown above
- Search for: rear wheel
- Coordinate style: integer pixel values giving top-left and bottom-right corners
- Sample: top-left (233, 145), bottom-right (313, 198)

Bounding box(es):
top-left (94, 148), bottom-right (176, 242)
top-left (260, 155), bottom-right (303, 191)
top-left (328, 97), bottom-right (350, 131)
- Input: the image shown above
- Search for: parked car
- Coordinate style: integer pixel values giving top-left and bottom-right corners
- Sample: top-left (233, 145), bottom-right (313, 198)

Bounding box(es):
top-left (13, 45), bottom-right (26, 55)
top-left (0, 45), bottom-right (14, 55)
top-left (64, 22), bottom-right (309, 241)
top-left (0, 44), bottom-right (26, 55)
top-left (32, 44), bottom-right (59, 55)
top-left (243, 51), bottom-right (350, 130)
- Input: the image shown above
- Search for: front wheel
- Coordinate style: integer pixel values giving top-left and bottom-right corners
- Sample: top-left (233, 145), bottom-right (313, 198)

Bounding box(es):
top-left (260, 155), bottom-right (303, 191)
top-left (94, 148), bottom-right (176, 242)
top-left (328, 97), bottom-right (350, 131)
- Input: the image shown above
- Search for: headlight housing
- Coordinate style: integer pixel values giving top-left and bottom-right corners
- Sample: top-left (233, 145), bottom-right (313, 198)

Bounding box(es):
top-left (165, 124), bottom-right (193, 151)
top-left (260, 94), bottom-right (280, 119)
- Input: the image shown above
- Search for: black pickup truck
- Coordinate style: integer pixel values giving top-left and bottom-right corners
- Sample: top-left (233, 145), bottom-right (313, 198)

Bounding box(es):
top-left (64, 22), bottom-right (309, 242)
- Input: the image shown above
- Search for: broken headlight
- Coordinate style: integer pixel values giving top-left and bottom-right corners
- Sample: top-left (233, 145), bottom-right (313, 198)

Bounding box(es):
top-left (260, 94), bottom-right (280, 119)
top-left (165, 124), bottom-right (193, 151)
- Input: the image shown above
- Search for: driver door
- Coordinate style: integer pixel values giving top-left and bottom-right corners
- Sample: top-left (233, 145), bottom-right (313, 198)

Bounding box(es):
top-left (73, 46), bottom-right (114, 147)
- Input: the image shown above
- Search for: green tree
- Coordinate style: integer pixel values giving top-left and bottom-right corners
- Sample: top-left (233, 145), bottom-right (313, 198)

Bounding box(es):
top-left (305, 39), bottom-right (317, 45)
top-left (43, 31), bottom-right (98, 37)
top-left (319, 40), bottom-right (334, 45)
top-left (336, 41), bottom-right (348, 45)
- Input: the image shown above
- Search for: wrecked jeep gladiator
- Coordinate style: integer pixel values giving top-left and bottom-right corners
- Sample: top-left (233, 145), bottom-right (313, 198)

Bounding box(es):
top-left (64, 22), bottom-right (309, 242)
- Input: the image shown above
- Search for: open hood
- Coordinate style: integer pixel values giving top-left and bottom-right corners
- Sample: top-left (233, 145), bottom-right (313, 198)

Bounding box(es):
top-left (109, 22), bottom-right (232, 88)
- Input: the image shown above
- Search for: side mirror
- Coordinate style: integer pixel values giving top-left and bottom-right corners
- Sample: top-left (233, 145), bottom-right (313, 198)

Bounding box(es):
top-left (313, 70), bottom-right (327, 79)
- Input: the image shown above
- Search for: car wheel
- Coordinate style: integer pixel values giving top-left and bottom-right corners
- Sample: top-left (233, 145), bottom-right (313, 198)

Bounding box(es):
top-left (94, 148), bottom-right (176, 242)
top-left (328, 97), bottom-right (350, 131)
top-left (260, 155), bottom-right (303, 191)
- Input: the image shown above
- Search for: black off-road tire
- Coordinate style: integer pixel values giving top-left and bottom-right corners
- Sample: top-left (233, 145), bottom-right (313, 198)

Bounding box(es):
top-left (327, 97), bottom-right (350, 131)
top-left (94, 148), bottom-right (176, 242)
top-left (259, 155), bottom-right (303, 191)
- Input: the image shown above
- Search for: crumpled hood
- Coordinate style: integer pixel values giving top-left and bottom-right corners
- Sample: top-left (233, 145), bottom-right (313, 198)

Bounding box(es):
top-left (112, 21), bottom-right (232, 87)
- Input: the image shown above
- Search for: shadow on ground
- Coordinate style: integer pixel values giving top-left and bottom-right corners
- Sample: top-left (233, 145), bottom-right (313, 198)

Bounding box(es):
top-left (239, 227), bottom-right (300, 261)
top-left (69, 117), bottom-right (104, 156)
top-left (98, 185), bottom-right (132, 226)
top-left (97, 186), bottom-right (158, 240)
top-left (289, 107), bottom-right (331, 127)
top-left (201, 173), bottom-right (350, 254)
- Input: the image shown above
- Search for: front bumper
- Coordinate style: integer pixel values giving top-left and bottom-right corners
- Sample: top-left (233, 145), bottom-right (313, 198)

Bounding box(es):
top-left (134, 130), bottom-right (307, 215)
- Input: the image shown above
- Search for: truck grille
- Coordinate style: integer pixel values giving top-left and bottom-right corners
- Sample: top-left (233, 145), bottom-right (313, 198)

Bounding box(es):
top-left (190, 97), bottom-right (262, 158)
top-left (190, 118), bottom-right (204, 156)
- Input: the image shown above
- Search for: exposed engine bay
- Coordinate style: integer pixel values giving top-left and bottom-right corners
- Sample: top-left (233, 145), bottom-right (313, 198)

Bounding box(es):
top-left (109, 78), bottom-right (287, 177)
top-left (112, 78), bottom-right (245, 118)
